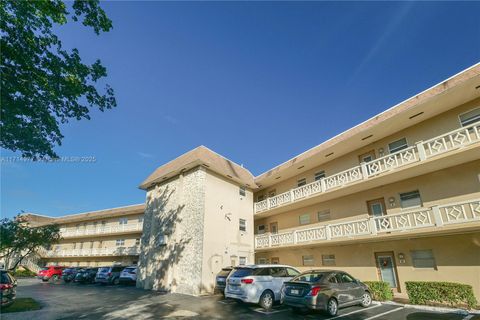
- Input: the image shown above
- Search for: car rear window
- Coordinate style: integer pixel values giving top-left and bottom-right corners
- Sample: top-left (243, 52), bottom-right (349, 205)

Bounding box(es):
top-left (98, 267), bottom-right (110, 272)
top-left (124, 267), bottom-right (135, 272)
top-left (218, 269), bottom-right (232, 277)
top-left (1, 272), bottom-right (10, 284)
top-left (292, 272), bottom-right (327, 283)
top-left (231, 267), bottom-right (271, 277)
top-left (40, 267), bottom-right (49, 271)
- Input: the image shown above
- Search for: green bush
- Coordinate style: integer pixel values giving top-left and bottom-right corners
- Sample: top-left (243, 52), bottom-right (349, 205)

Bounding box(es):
top-left (405, 281), bottom-right (477, 309)
top-left (12, 269), bottom-right (37, 278)
top-left (364, 281), bottom-right (393, 301)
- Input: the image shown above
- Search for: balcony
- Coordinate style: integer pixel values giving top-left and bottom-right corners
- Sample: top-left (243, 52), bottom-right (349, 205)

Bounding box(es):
top-left (60, 223), bottom-right (143, 238)
top-left (255, 122), bottom-right (480, 214)
top-left (44, 246), bottom-right (140, 257)
top-left (255, 199), bottom-right (480, 249)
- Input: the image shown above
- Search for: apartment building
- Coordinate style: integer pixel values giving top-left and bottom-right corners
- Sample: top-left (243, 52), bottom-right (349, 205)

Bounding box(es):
top-left (252, 65), bottom-right (480, 298)
top-left (19, 63), bottom-right (480, 298)
top-left (23, 204), bottom-right (145, 268)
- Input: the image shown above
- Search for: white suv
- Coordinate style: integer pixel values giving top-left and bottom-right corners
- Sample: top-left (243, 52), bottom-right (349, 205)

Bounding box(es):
top-left (225, 264), bottom-right (300, 310)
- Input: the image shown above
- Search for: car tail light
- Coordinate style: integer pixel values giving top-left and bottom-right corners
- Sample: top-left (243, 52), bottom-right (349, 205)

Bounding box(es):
top-left (308, 286), bottom-right (322, 296)
top-left (107, 272), bottom-right (112, 276)
top-left (241, 278), bottom-right (254, 284)
top-left (0, 284), bottom-right (13, 290)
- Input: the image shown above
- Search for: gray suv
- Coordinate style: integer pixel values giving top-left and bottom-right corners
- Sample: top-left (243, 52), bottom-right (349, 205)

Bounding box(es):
top-left (95, 265), bottom-right (124, 285)
top-left (281, 270), bottom-right (372, 316)
top-left (225, 264), bottom-right (300, 310)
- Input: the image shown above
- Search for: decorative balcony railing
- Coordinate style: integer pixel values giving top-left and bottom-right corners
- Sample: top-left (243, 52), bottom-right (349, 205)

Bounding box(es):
top-left (44, 246), bottom-right (140, 257)
top-left (255, 199), bottom-right (480, 249)
top-left (255, 121), bottom-right (480, 214)
top-left (60, 223), bottom-right (143, 238)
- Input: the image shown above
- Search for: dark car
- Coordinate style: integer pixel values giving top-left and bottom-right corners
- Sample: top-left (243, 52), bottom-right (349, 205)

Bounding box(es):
top-left (62, 268), bottom-right (80, 283)
top-left (214, 267), bottom-right (233, 295)
top-left (74, 268), bottom-right (98, 284)
top-left (95, 265), bottom-right (124, 285)
top-left (1, 271), bottom-right (17, 308)
top-left (281, 270), bottom-right (372, 316)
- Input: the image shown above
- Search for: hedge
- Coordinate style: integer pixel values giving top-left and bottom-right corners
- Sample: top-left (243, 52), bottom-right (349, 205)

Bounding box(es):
top-left (12, 269), bottom-right (37, 278)
top-left (364, 281), bottom-right (393, 301)
top-left (405, 281), bottom-right (477, 309)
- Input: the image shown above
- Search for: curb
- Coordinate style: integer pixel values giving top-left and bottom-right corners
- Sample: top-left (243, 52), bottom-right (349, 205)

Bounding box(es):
top-left (380, 300), bottom-right (480, 315)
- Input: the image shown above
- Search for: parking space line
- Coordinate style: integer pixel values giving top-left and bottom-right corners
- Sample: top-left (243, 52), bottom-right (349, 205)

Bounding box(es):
top-left (328, 304), bottom-right (382, 319)
top-left (218, 300), bottom-right (237, 305)
top-left (251, 307), bottom-right (289, 314)
top-left (363, 307), bottom-right (403, 320)
top-left (462, 315), bottom-right (474, 320)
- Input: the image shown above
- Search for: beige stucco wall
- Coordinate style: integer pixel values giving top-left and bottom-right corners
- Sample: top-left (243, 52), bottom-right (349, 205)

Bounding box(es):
top-left (58, 213), bottom-right (144, 233)
top-left (45, 256), bottom-right (138, 267)
top-left (255, 160), bottom-right (480, 233)
top-left (255, 232), bottom-right (480, 302)
top-left (256, 98), bottom-right (480, 199)
top-left (201, 171), bottom-right (254, 293)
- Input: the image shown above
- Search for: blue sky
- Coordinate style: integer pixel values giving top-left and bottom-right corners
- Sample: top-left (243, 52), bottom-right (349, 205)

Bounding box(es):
top-left (2, 1), bottom-right (479, 218)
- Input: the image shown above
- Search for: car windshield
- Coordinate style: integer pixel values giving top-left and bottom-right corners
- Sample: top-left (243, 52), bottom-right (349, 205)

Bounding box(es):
top-left (292, 272), bottom-right (327, 283)
top-left (218, 269), bottom-right (232, 277)
top-left (123, 268), bottom-right (135, 272)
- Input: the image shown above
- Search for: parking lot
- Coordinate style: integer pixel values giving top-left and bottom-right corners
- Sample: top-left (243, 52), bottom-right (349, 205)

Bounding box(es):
top-left (3, 278), bottom-right (479, 320)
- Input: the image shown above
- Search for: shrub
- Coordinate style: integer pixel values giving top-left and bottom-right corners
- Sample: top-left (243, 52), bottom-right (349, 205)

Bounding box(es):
top-left (12, 269), bottom-right (37, 278)
top-left (364, 281), bottom-right (393, 301)
top-left (405, 281), bottom-right (477, 309)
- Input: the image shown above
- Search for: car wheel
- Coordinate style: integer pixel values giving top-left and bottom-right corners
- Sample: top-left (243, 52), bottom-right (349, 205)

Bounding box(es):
top-left (259, 290), bottom-right (274, 311)
top-left (42, 279), bottom-right (48, 282)
top-left (52, 275), bottom-right (59, 281)
top-left (327, 298), bottom-right (338, 316)
top-left (361, 291), bottom-right (372, 307)
top-left (113, 277), bottom-right (120, 285)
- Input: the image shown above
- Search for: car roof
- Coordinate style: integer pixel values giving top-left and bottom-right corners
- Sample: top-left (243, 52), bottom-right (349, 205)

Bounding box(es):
top-left (303, 269), bottom-right (344, 274)
top-left (235, 264), bottom-right (297, 269)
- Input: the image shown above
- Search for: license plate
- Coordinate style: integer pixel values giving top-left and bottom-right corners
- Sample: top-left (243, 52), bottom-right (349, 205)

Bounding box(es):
top-left (229, 285), bottom-right (239, 291)
top-left (291, 289), bottom-right (300, 295)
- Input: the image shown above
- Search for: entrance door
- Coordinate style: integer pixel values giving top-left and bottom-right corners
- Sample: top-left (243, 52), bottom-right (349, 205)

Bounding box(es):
top-left (367, 198), bottom-right (388, 230)
top-left (358, 150), bottom-right (376, 163)
top-left (269, 222), bottom-right (278, 234)
top-left (375, 252), bottom-right (400, 291)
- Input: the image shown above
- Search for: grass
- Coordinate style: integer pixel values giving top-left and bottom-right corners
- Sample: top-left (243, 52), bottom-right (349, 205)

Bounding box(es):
top-left (0, 297), bottom-right (42, 313)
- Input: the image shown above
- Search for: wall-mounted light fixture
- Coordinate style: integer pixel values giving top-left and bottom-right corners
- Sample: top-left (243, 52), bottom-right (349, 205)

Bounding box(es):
top-left (388, 197), bottom-right (396, 207)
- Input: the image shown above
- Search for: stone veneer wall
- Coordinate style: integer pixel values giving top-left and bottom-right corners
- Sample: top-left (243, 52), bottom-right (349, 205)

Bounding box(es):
top-left (137, 167), bottom-right (206, 295)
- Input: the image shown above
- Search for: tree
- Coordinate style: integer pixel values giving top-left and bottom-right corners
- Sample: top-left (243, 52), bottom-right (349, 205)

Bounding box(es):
top-left (0, 215), bottom-right (61, 270)
top-left (0, 0), bottom-right (116, 159)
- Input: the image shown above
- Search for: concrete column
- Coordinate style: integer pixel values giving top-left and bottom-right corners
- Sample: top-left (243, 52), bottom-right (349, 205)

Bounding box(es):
top-left (416, 141), bottom-right (427, 161)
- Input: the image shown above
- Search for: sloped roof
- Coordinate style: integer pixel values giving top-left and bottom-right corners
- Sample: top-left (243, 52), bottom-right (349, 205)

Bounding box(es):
top-left (139, 146), bottom-right (256, 190)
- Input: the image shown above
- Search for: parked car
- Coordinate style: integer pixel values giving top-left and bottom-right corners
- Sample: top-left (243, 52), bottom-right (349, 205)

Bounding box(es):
top-left (37, 266), bottom-right (65, 282)
top-left (95, 265), bottom-right (124, 285)
top-left (62, 268), bottom-right (80, 283)
top-left (214, 267), bottom-right (233, 295)
top-left (119, 266), bottom-right (137, 285)
top-left (225, 264), bottom-right (300, 310)
top-left (281, 270), bottom-right (372, 316)
top-left (1, 271), bottom-right (17, 308)
top-left (74, 268), bottom-right (98, 284)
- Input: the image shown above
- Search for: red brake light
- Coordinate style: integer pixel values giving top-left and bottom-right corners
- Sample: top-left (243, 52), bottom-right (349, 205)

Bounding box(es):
top-left (241, 278), bottom-right (254, 284)
top-left (0, 284), bottom-right (12, 290)
top-left (308, 286), bottom-right (322, 296)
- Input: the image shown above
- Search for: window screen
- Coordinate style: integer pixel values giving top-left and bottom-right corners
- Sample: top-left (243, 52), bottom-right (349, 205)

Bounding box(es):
top-left (322, 254), bottom-right (336, 266)
top-left (411, 250), bottom-right (436, 269)
top-left (459, 107), bottom-right (480, 127)
top-left (299, 214), bottom-right (310, 225)
top-left (400, 190), bottom-right (422, 208)
top-left (302, 255), bottom-right (314, 266)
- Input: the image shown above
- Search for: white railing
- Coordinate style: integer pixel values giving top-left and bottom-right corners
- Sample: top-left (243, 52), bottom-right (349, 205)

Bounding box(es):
top-left (44, 246), bottom-right (140, 257)
top-left (254, 121), bottom-right (480, 214)
top-left (422, 122), bottom-right (480, 158)
top-left (254, 199), bottom-right (480, 249)
top-left (61, 223), bottom-right (143, 238)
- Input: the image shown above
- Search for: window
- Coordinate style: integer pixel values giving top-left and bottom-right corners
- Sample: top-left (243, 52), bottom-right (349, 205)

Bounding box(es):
top-left (239, 219), bottom-right (247, 232)
top-left (299, 213), bottom-right (310, 225)
top-left (339, 273), bottom-right (355, 283)
top-left (119, 218), bottom-right (128, 225)
top-left (239, 186), bottom-right (246, 196)
top-left (138, 216), bottom-right (144, 223)
top-left (116, 239), bottom-right (125, 246)
top-left (302, 255), bottom-right (314, 266)
top-left (411, 250), bottom-right (436, 269)
top-left (388, 138), bottom-right (408, 153)
top-left (400, 190), bottom-right (422, 208)
top-left (314, 171), bottom-right (325, 181)
top-left (257, 195), bottom-right (265, 202)
top-left (258, 258), bottom-right (268, 264)
top-left (322, 254), bottom-right (336, 266)
top-left (257, 224), bottom-right (266, 234)
top-left (268, 190), bottom-right (276, 197)
top-left (287, 268), bottom-right (300, 277)
top-left (297, 178), bottom-right (307, 187)
top-left (317, 210), bottom-right (331, 222)
top-left (239, 257), bottom-right (247, 265)
top-left (271, 257), bottom-right (280, 264)
top-left (459, 107), bottom-right (480, 127)
top-left (135, 238), bottom-right (140, 246)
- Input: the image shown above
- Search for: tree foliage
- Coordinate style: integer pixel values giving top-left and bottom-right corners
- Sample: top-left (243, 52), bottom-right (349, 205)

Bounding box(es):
top-left (0, 215), bottom-right (61, 270)
top-left (0, 0), bottom-right (116, 159)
